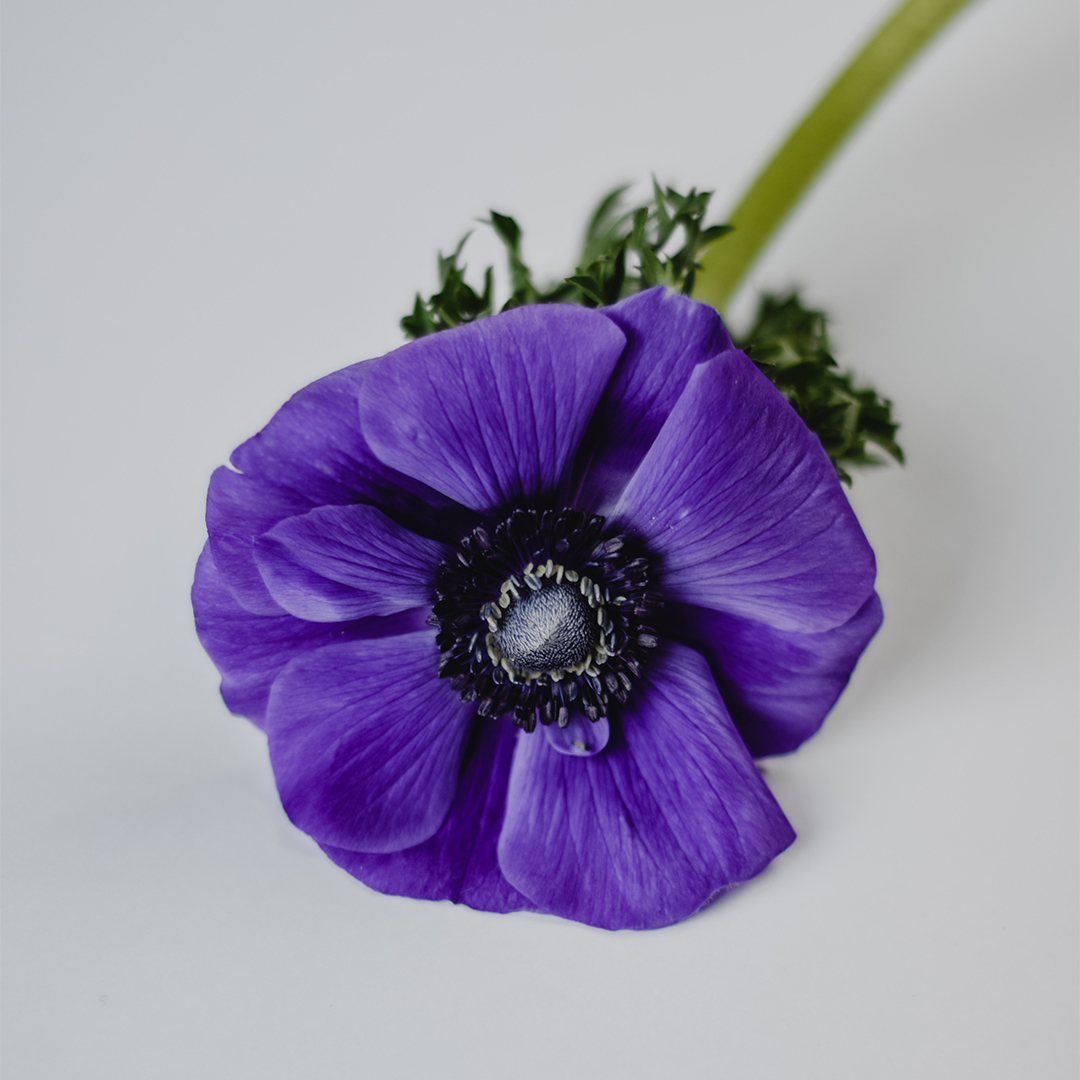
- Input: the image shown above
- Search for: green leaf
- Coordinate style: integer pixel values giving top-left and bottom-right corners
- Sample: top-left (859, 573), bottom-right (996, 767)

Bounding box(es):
top-left (565, 274), bottom-right (606, 307)
top-left (400, 232), bottom-right (495, 338)
top-left (487, 211), bottom-right (521, 251)
top-left (403, 184), bottom-right (734, 333)
top-left (734, 291), bottom-right (903, 482)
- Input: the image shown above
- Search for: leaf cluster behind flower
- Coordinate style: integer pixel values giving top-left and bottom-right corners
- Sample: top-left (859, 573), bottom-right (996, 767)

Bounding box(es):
top-left (565, 181), bottom-right (734, 306)
top-left (401, 183), bottom-right (731, 338)
top-left (400, 187), bottom-right (903, 482)
top-left (735, 292), bottom-right (903, 484)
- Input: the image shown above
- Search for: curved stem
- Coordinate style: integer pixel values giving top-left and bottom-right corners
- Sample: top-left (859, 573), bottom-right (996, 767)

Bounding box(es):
top-left (692, 0), bottom-right (977, 313)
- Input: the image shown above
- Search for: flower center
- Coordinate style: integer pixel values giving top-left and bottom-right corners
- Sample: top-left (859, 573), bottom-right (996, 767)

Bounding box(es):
top-left (431, 508), bottom-right (659, 733)
top-left (491, 573), bottom-right (598, 676)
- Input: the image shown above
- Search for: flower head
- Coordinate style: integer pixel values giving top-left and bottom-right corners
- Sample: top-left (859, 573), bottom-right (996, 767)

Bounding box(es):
top-left (193, 287), bottom-right (881, 930)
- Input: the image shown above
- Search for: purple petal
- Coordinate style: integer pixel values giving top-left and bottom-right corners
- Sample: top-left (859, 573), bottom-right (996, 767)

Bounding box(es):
top-left (573, 288), bottom-right (732, 508)
top-left (209, 362), bottom-right (475, 614)
top-left (669, 593), bottom-right (884, 758)
top-left (323, 719), bottom-right (537, 915)
top-left (266, 630), bottom-right (474, 853)
top-left (229, 362), bottom-right (380, 505)
top-left (544, 714), bottom-right (609, 757)
top-left (254, 503), bottom-right (445, 623)
top-left (357, 306), bottom-right (626, 511)
top-left (498, 643), bottom-right (795, 930)
top-left (206, 467), bottom-right (311, 615)
top-left (192, 543), bottom-right (427, 727)
top-left (230, 361), bottom-right (470, 533)
top-left (614, 351), bottom-right (876, 632)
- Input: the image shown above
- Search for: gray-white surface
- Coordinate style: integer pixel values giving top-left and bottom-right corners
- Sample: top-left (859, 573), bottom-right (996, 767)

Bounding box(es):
top-left (4, 0), bottom-right (1077, 1076)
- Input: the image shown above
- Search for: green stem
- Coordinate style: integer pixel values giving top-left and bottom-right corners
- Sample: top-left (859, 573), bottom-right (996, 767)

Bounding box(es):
top-left (692, 0), bottom-right (977, 313)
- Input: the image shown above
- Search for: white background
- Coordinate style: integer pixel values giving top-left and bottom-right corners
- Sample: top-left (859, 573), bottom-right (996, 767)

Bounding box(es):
top-left (4, 0), bottom-right (1077, 1076)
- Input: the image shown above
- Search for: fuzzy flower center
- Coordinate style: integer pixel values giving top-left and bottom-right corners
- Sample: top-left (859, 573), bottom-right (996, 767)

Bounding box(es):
top-left (490, 570), bottom-right (600, 676)
top-left (431, 508), bottom-right (659, 733)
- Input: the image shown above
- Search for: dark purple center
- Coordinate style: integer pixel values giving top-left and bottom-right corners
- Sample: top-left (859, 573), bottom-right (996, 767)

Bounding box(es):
top-left (431, 507), bottom-right (660, 733)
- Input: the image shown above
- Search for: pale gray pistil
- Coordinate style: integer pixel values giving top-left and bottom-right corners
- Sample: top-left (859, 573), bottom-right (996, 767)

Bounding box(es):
top-left (493, 583), bottom-right (598, 674)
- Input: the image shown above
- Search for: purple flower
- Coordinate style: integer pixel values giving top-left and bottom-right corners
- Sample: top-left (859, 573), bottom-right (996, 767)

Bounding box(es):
top-left (193, 287), bottom-right (881, 930)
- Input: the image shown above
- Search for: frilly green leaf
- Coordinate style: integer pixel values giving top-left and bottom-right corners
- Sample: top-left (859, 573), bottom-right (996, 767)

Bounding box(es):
top-left (735, 292), bottom-right (903, 483)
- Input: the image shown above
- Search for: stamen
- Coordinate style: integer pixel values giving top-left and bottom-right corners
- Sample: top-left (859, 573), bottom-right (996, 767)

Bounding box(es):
top-left (432, 507), bottom-right (659, 732)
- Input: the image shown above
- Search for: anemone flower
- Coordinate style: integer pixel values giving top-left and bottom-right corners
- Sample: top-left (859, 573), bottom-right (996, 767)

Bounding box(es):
top-left (193, 286), bottom-right (881, 930)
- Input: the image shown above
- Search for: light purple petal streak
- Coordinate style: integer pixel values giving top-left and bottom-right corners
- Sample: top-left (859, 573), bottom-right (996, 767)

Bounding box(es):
top-left (497, 643), bottom-right (795, 930)
top-left (266, 630), bottom-right (474, 853)
top-left (323, 720), bottom-right (537, 915)
top-left (615, 351), bottom-right (875, 632)
top-left (574, 287), bottom-right (732, 508)
top-left (670, 593), bottom-right (884, 758)
top-left (192, 544), bottom-right (427, 727)
top-left (255, 503), bottom-right (445, 623)
top-left (357, 306), bottom-right (626, 511)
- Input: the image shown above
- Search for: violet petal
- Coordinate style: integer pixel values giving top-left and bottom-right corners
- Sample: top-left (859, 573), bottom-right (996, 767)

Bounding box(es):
top-left (192, 543), bottom-right (427, 727)
top-left (498, 643), bottom-right (796, 930)
top-left (669, 593), bottom-right (884, 758)
top-left (614, 350), bottom-right (876, 633)
top-left (254, 503), bottom-right (444, 623)
top-left (230, 360), bottom-right (471, 537)
top-left (209, 362), bottom-right (476, 614)
top-left (323, 719), bottom-right (537, 914)
top-left (357, 305), bottom-right (626, 511)
top-left (206, 466), bottom-right (310, 615)
top-left (574, 287), bottom-right (732, 509)
top-left (266, 630), bottom-right (474, 853)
